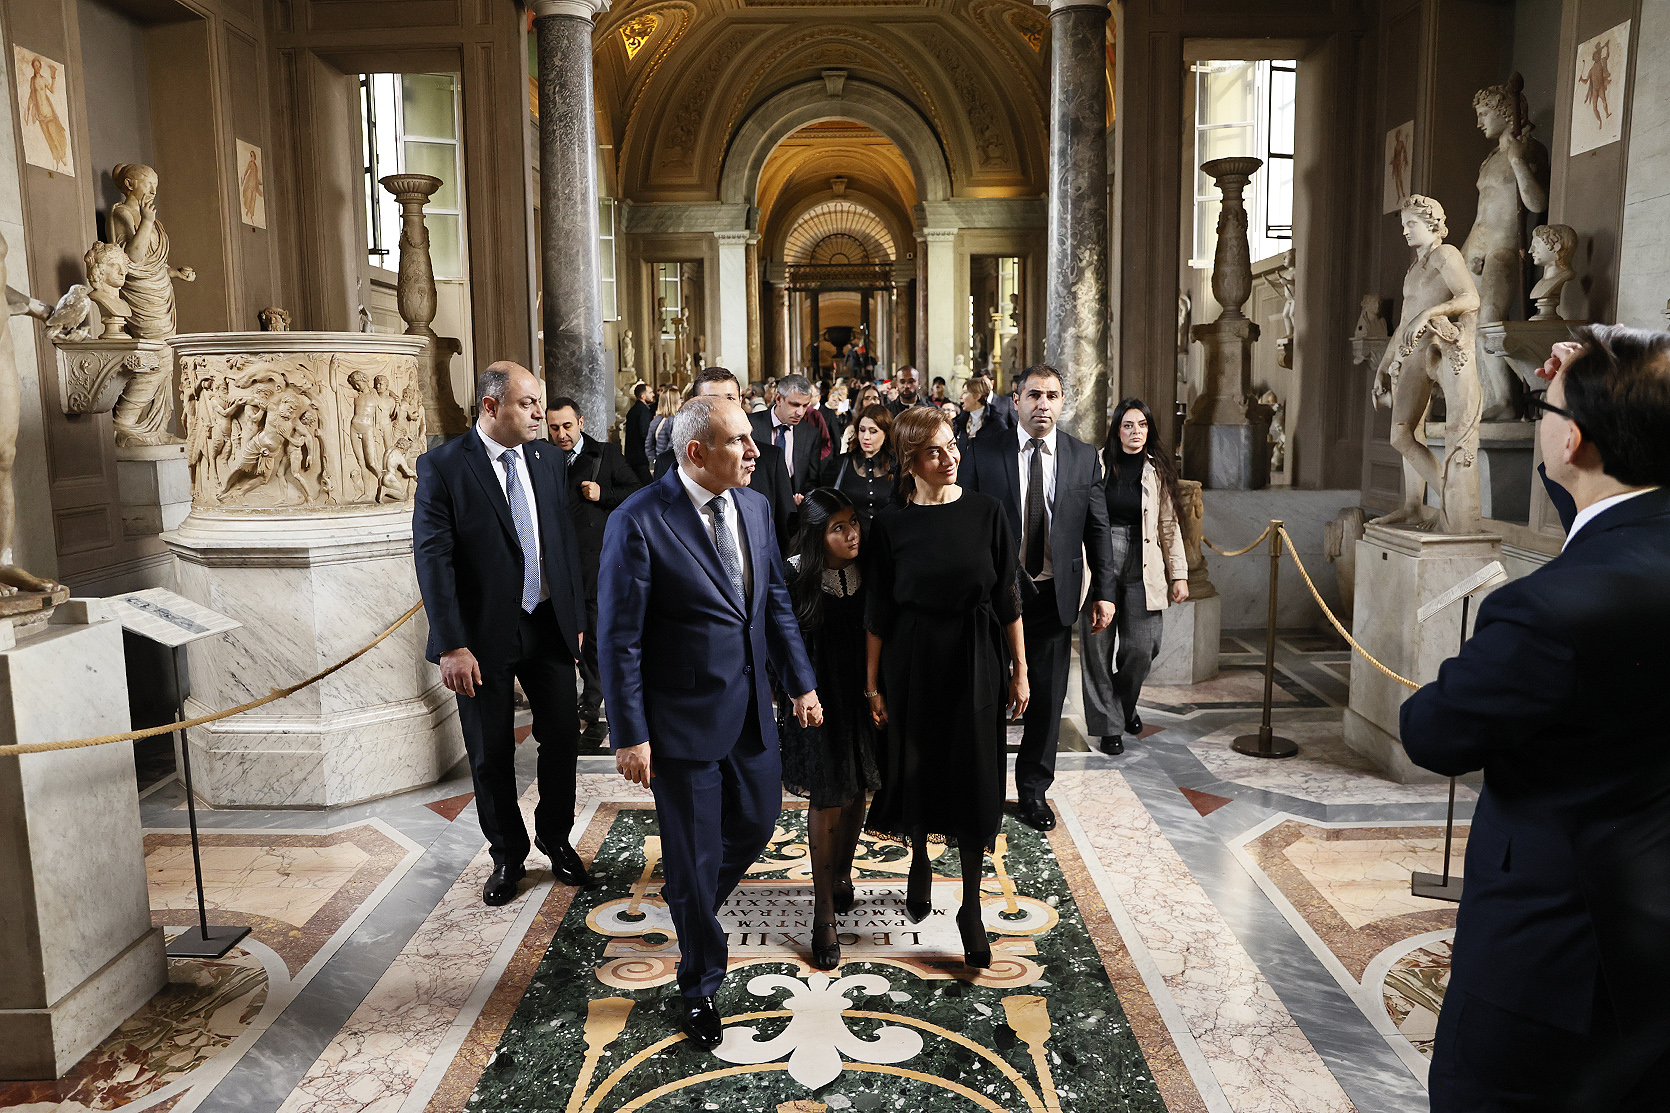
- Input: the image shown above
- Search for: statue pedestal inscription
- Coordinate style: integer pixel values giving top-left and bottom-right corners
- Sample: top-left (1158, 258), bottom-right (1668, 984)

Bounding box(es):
top-left (0, 605), bottom-right (166, 1079)
top-left (1342, 525), bottom-right (1501, 783)
top-left (163, 333), bottom-right (462, 808)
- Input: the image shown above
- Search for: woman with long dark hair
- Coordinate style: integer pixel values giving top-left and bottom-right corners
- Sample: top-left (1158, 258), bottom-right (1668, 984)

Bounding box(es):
top-left (1081, 398), bottom-right (1189, 754)
top-left (820, 404), bottom-right (898, 530)
top-left (864, 406), bottom-right (1028, 968)
top-left (778, 488), bottom-right (879, 970)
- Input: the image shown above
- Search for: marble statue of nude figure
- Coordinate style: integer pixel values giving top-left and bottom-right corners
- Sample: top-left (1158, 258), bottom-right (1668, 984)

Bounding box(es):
top-left (1372, 194), bottom-right (1483, 535)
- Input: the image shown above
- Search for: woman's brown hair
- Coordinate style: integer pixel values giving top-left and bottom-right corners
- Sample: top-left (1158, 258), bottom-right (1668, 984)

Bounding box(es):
top-left (891, 404), bottom-right (953, 502)
top-left (854, 403), bottom-right (894, 455)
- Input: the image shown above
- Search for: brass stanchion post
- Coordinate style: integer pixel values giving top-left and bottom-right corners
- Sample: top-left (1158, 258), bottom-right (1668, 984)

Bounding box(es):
top-left (1232, 519), bottom-right (1298, 759)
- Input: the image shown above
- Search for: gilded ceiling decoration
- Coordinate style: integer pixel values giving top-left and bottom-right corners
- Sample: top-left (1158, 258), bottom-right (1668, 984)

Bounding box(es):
top-left (1007, 9), bottom-right (1044, 52)
top-left (620, 14), bottom-right (659, 59)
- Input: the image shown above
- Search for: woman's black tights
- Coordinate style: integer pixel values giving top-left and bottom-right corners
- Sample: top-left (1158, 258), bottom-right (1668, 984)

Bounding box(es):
top-left (809, 797), bottom-right (867, 944)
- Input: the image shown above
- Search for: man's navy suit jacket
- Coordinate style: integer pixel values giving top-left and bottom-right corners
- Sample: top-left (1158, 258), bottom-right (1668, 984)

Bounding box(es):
top-left (1402, 487), bottom-right (1670, 1046)
top-left (598, 466), bottom-right (816, 763)
top-left (412, 429), bottom-right (587, 667)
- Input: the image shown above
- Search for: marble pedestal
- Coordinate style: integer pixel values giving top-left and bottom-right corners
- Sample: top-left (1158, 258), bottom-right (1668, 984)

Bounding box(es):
top-left (162, 507), bottom-right (463, 808)
top-left (116, 443), bottom-right (191, 540)
top-left (1425, 420), bottom-right (1534, 523)
top-left (1184, 420), bottom-right (1270, 490)
top-left (1150, 594), bottom-right (1221, 685)
top-left (1343, 525), bottom-right (1502, 783)
top-left (0, 609), bottom-right (166, 1079)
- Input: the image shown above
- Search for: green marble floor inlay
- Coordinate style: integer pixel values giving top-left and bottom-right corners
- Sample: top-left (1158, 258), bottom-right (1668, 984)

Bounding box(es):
top-left (469, 807), bottom-right (1168, 1112)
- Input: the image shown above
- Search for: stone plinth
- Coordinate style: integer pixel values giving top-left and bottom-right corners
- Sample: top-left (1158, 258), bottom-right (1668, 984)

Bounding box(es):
top-left (1184, 317), bottom-right (1268, 489)
top-left (164, 507), bottom-right (462, 808)
top-left (1185, 416), bottom-right (1271, 490)
top-left (116, 442), bottom-right (191, 540)
top-left (0, 610), bottom-right (166, 1079)
top-left (1424, 420), bottom-right (1534, 523)
top-left (1343, 525), bottom-right (1502, 783)
top-left (54, 336), bottom-right (171, 419)
top-left (165, 333), bottom-right (459, 808)
top-left (1150, 595), bottom-right (1221, 685)
top-left (1478, 319), bottom-right (1587, 394)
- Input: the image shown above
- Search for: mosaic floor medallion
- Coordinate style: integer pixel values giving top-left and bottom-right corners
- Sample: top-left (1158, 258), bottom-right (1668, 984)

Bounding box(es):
top-left (443, 804), bottom-right (1179, 1112)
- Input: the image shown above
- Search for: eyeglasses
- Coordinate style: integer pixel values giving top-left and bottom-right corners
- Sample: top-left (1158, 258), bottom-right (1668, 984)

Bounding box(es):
top-left (1526, 392), bottom-right (1574, 421)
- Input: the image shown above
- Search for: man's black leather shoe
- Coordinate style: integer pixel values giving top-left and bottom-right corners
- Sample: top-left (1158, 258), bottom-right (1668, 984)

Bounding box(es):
top-left (1125, 712), bottom-right (1144, 736)
top-left (1099, 736), bottom-right (1125, 755)
top-left (535, 835), bottom-right (591, 887)
top-left (676, 995), bottom-right (723, 1050)
top-left (483, 863), bottom-right (525, 906)
top-left (1016, 798), bottom-right (1056, 832)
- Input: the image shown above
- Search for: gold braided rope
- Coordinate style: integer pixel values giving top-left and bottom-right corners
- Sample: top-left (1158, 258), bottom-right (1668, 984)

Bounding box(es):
top-left (1276, 525), bottom-right (1419, 690)
top-left (1202, 522), bottom-right (1274, 557)
top-left (0, 601), bottom-right (425, 758)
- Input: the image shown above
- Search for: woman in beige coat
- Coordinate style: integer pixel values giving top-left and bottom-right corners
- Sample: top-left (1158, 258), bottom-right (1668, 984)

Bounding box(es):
top-left (1078, 398), bottom-right (1189, 754)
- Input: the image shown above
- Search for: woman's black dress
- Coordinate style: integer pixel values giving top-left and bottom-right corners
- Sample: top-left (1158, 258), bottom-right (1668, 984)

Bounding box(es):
top-left (778, 564), bottom-right (881, 808)
top-left (821, 451), bottom-right (898, 530)
top-left (863, 492), bottom-right (1021, 847)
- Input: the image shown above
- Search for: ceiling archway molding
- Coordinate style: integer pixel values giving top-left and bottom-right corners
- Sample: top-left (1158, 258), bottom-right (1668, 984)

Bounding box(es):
top-left (763, 184), bottom-right (915, 267)
top-left (781, 199), bottom-right (898, 264)
top-left (719, 79), bottom-right (953, 209)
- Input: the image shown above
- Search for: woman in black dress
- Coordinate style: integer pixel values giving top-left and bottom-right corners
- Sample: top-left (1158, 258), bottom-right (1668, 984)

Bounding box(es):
top-left (864, 406), bottom-right (1028, 968)
top-left (820, 404), bottom-right (898, 531)
top-left (778, 489), bottom-right (879, 970)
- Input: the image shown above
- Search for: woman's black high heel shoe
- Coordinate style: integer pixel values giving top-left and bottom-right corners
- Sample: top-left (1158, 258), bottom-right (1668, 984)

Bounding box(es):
top-left (957, 904), bottom-right (991, 968)
top-left (833, 878), bottom-right (856, 915)
top-left (905, 857), bottom-right (932, 924)
top-left (811, 920), bottom-right (841, 970)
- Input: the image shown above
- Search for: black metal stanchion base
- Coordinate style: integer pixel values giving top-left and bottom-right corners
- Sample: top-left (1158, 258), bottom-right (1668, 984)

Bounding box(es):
top-left (168, 924), bottom-right (252, 959)
top-left (1231, 727), bottom-right (1298, 759)
top-left (1410, 873), bottom-right (1464, 902)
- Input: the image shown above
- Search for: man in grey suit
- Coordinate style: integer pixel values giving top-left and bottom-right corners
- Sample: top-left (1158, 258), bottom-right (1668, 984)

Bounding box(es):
top-left (958, 365), bottom-right (1117, 831)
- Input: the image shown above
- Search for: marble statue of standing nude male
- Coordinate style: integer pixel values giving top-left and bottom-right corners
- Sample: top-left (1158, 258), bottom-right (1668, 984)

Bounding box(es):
top-left (1462, 74), bottom-right (1549, 420)
top-left (1372, 195), bottom-right (1483, 534)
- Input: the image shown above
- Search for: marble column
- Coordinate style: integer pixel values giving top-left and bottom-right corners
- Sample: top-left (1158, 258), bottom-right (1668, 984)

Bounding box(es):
top-left (914, 236), bottom-right (929, 372)
top-left (923, 228), bottom-right (957, 378)
top-left (1044, 0), bottom-right (1110, 443)
top-left (745, 236), bottom-right (762, 379)
top-left (1184, 156), bottom-right (1267, 489)
top-left (809, 293), bottom-right (821, 376)
top-left (774, 282), bottom-right (791, 377)
top-left (535, 0), bottom-right (611, 430)
top-left (715, 231), bottom-right (750, 375)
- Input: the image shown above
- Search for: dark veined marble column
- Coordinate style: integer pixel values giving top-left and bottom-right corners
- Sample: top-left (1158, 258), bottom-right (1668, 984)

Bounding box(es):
top-left (1044, 0), bottom-right (1110, 443)
top-left (535, 0), bottom-right (609, 430)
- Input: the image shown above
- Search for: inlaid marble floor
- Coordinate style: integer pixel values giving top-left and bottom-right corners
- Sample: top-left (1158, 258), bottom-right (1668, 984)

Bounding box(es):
top-left (8, 631), bottom-right (1471, 1113)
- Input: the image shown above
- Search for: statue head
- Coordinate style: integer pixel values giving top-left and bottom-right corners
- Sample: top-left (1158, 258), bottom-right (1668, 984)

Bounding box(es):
top-left (396, 436), bottom-right (412, 451)
top-left (1531, 223), bottom-right (1577, 268)
top-left (275, 392), bottom-right (300, 419)
top-left (374, 374), bottom-right (390, 393)
top-left (348, 370), bottom-right (370, 392)
top-left (112, 163), bottom-right (158, 202)
top-left (1399, 194), bottom-right (1447, 248)
top-left (84, 241), bottom-right (129, 292)
top-left (258, 306), bottom-right (291, 332)
top-left (1473, 73), bottom-right (1528, 139)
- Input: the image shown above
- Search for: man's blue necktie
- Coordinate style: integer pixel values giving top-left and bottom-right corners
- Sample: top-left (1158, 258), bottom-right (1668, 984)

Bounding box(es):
top-left (774, 424), bottom-right (790, 475)
top-left (708, 496), bottom-right (747, 608)
top-left (499, 449), bottom-right (541, 613)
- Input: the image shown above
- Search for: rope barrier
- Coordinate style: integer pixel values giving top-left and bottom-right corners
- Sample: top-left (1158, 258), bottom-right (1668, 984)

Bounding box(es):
top-left (0, 601), bottom-right (425, 758)
top-left (1201, 520), bottom-right (1421, 691)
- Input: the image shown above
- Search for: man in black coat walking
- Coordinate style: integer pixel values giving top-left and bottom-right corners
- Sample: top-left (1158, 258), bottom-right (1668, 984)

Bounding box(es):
top-left (546, 396), bottom-right (641, 724)
top-left (959, 364), bottom-right (1117, 832)
top-left (623, 381), bottom-right (655, 483)
top-left (414, 362), bottom-right (591, 905)
top-left (1405, 325), bottom-right (1670, 1112)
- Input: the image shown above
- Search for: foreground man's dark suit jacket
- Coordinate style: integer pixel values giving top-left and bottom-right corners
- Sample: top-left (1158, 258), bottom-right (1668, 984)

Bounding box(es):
top-left (1402, 486), bottom-right (1670, 1098)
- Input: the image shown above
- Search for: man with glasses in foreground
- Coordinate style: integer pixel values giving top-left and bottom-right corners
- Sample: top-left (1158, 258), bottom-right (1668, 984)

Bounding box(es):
top-left (1404, 324), bottom-right (1670, 1111)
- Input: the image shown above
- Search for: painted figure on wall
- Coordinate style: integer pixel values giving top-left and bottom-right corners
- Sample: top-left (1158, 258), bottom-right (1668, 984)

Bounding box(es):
top-left (17, 50), bottom-right (71, 174)
top-left (1463, 74), bottom-right (1548, 422)
top-left (1372, 195), bottom-right (1482, 535)
top-left (1579, 37), bottom-right (1614, 129)
top-left (1571, 23), bottom-right (1631, 155)
top-left (238, 142), bottom-right (267, 229)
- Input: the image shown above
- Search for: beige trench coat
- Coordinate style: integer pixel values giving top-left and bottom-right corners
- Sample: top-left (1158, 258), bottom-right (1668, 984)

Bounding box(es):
top-left (1137, 461), bottom-right (1189, 611)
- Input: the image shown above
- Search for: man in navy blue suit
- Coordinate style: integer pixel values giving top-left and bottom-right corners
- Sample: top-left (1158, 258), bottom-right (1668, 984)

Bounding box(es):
top-left (1404, 324), bottom-right (1670, 1111)
top-left (599, 395), bottom-right (821, 1049)
top-left (414, 362), bottom-right (591, 907)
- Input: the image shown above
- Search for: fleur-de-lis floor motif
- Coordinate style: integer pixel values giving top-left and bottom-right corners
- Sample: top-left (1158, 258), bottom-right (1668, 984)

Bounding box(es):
top-left (714, 971), bottom-right (924, 1088)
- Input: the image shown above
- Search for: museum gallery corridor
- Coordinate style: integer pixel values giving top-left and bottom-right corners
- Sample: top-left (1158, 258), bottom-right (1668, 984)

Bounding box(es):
top-left (3, 634), bottom-right (1464, 1113)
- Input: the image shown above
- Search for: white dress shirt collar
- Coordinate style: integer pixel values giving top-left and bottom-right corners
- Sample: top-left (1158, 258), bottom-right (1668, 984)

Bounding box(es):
top-left (1016, 423), bottom-right (1058, 454)
top-left (1563, 486), bottom-right (1660, 550)
top-left (476, 422), bottom-right (521, 463)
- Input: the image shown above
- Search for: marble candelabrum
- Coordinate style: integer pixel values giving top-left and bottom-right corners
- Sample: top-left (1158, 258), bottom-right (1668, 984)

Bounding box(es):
top-left (379, 174), bottom-right (470, 441)
top-left (1185, 156), bottom-right (1268, 490)
top-left (0, 600), bottom-right (166, 1080)
top-left (162, 332), bottom-right (462, 809)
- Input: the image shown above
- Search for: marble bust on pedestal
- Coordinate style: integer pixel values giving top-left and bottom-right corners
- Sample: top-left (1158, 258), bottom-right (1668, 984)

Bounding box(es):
top-left (1528, 224), bottom-right (1577, 321)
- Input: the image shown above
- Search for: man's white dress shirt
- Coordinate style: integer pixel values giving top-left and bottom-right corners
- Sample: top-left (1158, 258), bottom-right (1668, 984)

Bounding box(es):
top-left (679, 466), bottom-right (754, 600)
top-left (1016, 424), bottom-right (1059, 580)
top-left (1563, 486), bottom-right (1660, 551)
top-left (477, 423), bottom-right (549, 602)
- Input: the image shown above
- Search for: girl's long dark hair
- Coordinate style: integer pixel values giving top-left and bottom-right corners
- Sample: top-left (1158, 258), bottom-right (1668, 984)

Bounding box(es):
top-left (787, 487), bottom-right (857, 632)
top-left (1105, 397), bottom-right (1183, 520)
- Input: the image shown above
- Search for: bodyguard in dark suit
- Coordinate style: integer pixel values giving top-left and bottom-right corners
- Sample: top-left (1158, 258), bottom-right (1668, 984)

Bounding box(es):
top-left (656, 368), bottom-right (796, 554)
top-left (959, 365), bottom-right (1116, 832)
top-left (624, 381), bottom-right (655, 484)
top-left (1404, 326), bottom-right (1670, 1111)
top-left (546, 397), bottom-right (641, 722)
top-left (601, 395), bottom-right (822, 1049)
top-left (749, 373), bottom-right (821, 498)
top-left (414, 362), bottom-right (591, 905)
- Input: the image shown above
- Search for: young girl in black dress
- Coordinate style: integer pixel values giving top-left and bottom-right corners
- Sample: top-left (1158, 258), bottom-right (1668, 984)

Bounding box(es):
top-left (779, 488), bottom-right (880, 970)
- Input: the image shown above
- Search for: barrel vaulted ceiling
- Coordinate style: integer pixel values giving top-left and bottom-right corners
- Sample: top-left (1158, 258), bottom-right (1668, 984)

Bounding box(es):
top-left (590, 0), bottom-right (1052, 205)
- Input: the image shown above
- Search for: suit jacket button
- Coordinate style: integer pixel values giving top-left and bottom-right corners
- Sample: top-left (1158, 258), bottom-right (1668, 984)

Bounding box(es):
top-left (744, 664), bottom-right (753, 674)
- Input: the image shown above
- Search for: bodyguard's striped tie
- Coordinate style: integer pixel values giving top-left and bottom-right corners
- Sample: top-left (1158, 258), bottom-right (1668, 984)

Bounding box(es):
top-left (499, 449), bottom-right (541, 612)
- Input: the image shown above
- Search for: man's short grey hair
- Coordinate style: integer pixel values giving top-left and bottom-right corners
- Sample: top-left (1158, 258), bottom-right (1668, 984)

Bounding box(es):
top-left (776, 374), bottom-right (814, 398)
top-left (477, 360), bottom-right (528, 406)
top-left (672, 395), bottom-right (729, 458)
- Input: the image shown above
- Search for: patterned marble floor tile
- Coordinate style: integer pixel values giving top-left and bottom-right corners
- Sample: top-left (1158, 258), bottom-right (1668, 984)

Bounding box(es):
top-left (1187, 719), bottom-right (1475, 806)
top-left (1382, 939), bottom-right (1452, 1059)
top-left (1140, 665), bottom-right (1331, 717)
top-left (1053, 771), bottom-right (1354, 1113)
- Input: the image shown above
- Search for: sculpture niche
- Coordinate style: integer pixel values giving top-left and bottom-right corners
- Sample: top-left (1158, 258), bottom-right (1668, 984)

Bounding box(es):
top-left (1372, 195), bottom-right (1483, 535)
top-left (1462, 74), bottom-right (1550, 420)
